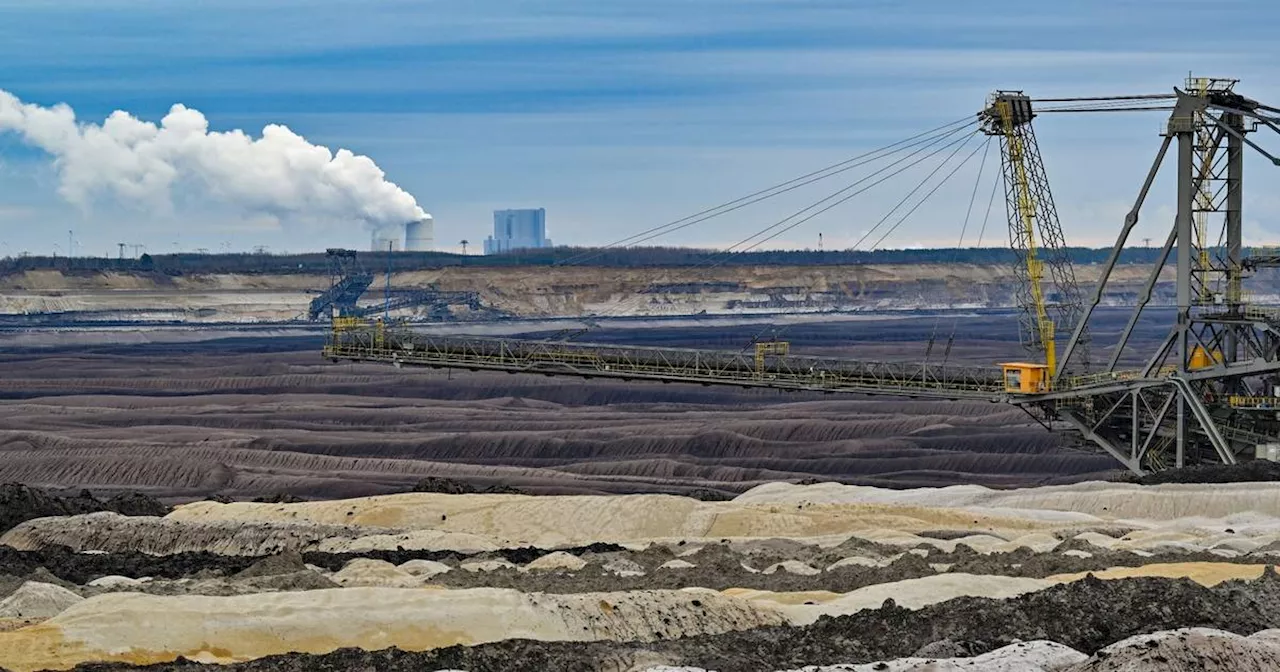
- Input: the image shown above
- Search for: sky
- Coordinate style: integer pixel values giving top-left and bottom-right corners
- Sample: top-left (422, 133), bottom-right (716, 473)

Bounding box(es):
top-left (0, 0), bottom-right (1277, 256)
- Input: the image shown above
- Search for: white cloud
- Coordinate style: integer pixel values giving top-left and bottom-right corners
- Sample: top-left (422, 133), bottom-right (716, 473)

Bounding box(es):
top-left (0, 90), bottom-right (427, 231)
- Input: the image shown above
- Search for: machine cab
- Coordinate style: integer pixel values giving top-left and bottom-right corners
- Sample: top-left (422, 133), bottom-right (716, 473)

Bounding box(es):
top-left (1000, 362), bottom-right (1050, 394)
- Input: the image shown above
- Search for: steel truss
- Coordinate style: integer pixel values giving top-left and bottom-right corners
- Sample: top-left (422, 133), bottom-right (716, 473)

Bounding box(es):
top-left (324, 320), bottom-right (1003, 400)
top-left (1017, 78), bottom-right (1280, 473)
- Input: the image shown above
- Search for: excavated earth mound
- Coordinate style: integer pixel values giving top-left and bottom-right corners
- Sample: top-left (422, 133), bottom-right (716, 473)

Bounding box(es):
top-left (0, 587), bottom-right (787, 671)
top-left (1071, 628), bottom-right (1280, 671)
top-left (0, 484), bottom-right (168, 536)
top-left (5, 481), bottom-right (1280, 670)
top-left (4, 574), bottom-right (1280, 672)
top-left (0, 582), bottom-right (82, 620)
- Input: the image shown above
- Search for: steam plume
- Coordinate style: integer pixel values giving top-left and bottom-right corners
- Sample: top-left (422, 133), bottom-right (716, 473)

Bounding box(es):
top-left (0, 89), bottom-right (427, 227)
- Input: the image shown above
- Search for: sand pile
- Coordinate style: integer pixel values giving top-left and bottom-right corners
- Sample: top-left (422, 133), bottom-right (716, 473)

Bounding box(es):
top-left (8, 482), bottom-right (1280, 671)
top-left (732, 573), bottom-right (1055, 625)
top-left (521, 551), bottom-right (586, 572)
top-left (736, 481), bottom-right (1280, 524)
top-left (0, 582), bottom-right (82, 620)
top-left (397, 559), bottom-right (452, 578)
top-left (85, 576), bottom-right (147, 589)
top-left (0, 587), bottom-right (787, 671)
top-left (331, 559), bottom-right (425, 587)
top-left (167, 494), bottom-right (712, 546)
top-left (16, 484), bottom-right (1280, 560)
top-left (151, 491), bottom-right (1089, 551)
top-left (0, 511), bottom-right (385, 556)
top-left (5, 572), bottom-right (1278, 671)
top-left (1073, 628), bottom-right (1280, 671)
top-left (1048, 562), bottom-right (1277, 587)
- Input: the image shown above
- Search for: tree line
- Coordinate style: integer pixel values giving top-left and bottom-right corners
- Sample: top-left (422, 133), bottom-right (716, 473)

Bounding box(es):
top-left (0, 245), bottom-right (1235, 276)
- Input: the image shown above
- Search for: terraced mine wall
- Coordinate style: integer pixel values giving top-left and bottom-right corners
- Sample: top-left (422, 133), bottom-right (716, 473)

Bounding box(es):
top-left (4, 262), bottom-right (1274, 324)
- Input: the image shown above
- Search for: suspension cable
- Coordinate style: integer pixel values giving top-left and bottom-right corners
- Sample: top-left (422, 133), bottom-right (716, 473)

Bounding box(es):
top-left (555, 116), bottom-right (977, 266)
top-left (712, 127), bottom-right (981, 261)
top-left (938, 159), bottom-right (1003, 366)
top-left (1036, 106), bottom-right (1175, 113)
top-left (1032, 97), bottom-right (1178, 113)
top-left (848, 132), bottom-right (980, 251)
top-left (867, 139), bottom-right (988, 250)
top-left (569, 119), bottom-right (975, 259)
top-left (926, 138), bottom-right (993, 362)
top-left (569, 123), bottom-right (981, 327)
top-left (753, 133), bottom-right (987, 353)
top-left (1031, 94), bottom-right (1177, 103)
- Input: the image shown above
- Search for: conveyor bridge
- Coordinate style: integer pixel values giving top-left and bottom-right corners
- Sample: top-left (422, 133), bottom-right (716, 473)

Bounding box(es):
top-left (324, 321), bottom-right (1004, 400)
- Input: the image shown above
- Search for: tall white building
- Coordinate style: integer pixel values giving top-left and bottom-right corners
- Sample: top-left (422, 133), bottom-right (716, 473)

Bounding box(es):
top-left (485, 208), bottom-right (550, 254)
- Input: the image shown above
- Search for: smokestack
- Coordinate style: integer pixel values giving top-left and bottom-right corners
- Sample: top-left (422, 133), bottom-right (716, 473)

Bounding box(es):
top-left (0, 89), bottom-right (428, 234)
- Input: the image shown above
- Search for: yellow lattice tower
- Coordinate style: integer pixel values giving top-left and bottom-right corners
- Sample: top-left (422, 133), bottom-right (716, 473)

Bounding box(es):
top-left (997, 99), bottom-right (1057, 378)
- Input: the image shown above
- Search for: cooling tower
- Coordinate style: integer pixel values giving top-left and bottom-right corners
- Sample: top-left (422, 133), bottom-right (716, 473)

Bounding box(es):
top-left (405, 216), bottom-right (434, 251)
top-left (371, 228), bottom-right (401, 252)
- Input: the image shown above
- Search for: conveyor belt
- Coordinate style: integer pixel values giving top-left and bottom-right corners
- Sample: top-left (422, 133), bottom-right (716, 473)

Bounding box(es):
top-left (324, 324), bottom-right (1005, 400)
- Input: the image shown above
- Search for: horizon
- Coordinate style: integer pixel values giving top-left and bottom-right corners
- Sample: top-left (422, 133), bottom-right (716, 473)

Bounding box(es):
top-left (1, 242), bottom-right (1255, 264)
top-left (1, 1), bottom-right (1277, 256)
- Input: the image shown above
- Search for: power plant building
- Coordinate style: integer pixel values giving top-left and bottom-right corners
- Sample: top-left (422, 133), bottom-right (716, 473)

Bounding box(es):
top-left (485, 208), bottom-right (550, 254)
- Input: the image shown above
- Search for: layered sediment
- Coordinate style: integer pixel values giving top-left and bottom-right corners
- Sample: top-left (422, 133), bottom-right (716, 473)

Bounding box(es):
top-left (4, 481), bottom-right (1280, 670)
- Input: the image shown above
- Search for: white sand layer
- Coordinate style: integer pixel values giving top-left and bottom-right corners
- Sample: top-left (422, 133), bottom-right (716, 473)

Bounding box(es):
top-left (0, 587), bottom-right (787, 672)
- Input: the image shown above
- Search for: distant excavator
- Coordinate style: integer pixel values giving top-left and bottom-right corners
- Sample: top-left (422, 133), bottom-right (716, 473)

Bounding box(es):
top-left (307, 248), bottom-right (496, 322)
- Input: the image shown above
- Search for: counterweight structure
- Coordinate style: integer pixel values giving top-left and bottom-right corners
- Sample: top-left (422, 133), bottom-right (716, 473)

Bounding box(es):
top-left (323, 78), bottom-right (1280, 474)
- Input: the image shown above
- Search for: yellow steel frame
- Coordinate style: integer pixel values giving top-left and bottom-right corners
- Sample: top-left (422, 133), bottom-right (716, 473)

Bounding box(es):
top-left (754, 341), bottom-right (790, 377)
top-left (1190, 77), bottom-right (1217, 301)
top-left (997, 99), bottom-right (1057, 379)
top-left (1228, 395), bottom-right (1280, 410)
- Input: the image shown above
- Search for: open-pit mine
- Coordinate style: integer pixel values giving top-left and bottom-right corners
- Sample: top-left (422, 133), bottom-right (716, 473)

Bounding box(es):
top-left (5, 76), bottom-right (1280, 671)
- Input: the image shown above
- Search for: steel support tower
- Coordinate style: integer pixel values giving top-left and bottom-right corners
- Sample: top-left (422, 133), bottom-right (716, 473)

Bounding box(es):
top-left (997, 78), bottom-right (1280, 472)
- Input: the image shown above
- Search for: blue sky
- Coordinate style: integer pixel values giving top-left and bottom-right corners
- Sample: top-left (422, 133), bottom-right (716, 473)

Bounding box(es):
top-left (0, 0), bottom-right (1277, 256)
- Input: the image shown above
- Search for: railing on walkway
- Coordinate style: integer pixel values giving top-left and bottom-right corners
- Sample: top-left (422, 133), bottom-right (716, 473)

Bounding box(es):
top-left (324, 321), bottom-right (1004, 400)
top-left (1229, 395), bottom-right (1280, 411)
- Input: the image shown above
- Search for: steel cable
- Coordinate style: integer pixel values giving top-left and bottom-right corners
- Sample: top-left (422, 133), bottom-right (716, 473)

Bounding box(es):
top-left (710, 127), bottom-right (982, 262)
top-left (925, 138), bottom-right (993, 363)
top-left (555, 116), bottom-right (977, 266)
top-left (566, 123), bottom-right (982, 328)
